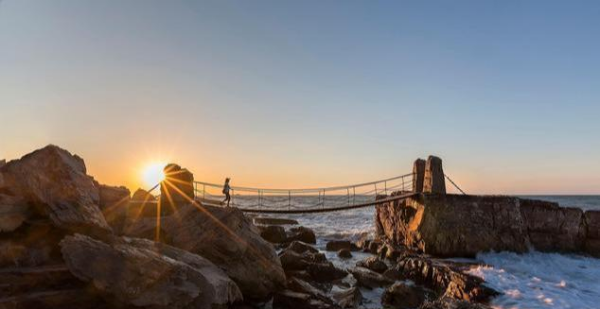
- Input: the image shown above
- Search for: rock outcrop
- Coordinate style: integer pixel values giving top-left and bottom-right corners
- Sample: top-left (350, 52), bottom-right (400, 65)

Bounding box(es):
top-left (60, 234), bottom-right (242, 308)
top-left (125, 202), bottom-right (286, 300)
top-left (0, 145), bottom-right (111, 236)
top-left (376, 193), bottom-right (600, 257)
top-left (423, 156), bottom-right (445, 194)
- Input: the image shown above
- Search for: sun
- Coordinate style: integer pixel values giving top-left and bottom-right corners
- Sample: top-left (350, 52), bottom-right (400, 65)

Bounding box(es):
top-left (142, 162), bottom-right (166, 188)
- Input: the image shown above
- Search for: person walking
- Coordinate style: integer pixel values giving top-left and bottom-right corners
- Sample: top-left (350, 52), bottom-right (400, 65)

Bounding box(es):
top-left (222, 178), bottom-right (231, 207)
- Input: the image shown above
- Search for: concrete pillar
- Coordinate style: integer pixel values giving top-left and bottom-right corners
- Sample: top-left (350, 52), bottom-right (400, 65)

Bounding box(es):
top-left (161, 163), bottom-right (195, 211)
top-left (412, 159), bottom-right (426, 193)
top-left (423, 156), bottom-right (446, 194)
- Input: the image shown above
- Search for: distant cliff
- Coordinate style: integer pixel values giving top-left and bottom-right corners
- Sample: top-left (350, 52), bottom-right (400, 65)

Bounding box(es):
top-left (375, 193), bottom-right (600, 258)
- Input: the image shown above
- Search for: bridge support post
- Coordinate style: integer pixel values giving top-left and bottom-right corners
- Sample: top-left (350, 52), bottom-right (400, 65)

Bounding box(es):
top-left (412, 159), bottom-right (426, 193)
top-left (423, 156), bottom-right (446, 194)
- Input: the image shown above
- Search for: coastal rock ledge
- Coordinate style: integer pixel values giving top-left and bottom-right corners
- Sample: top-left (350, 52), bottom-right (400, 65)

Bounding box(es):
top-left (376, 193), bottom-right (600, 257)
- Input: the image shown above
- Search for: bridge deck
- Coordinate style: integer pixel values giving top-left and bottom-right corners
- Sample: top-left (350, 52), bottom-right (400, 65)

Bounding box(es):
top-left (199, 192), bottom-right (419, 214)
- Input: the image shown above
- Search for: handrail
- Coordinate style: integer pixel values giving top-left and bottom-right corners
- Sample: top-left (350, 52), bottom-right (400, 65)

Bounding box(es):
top-left (193, 172), bottom-right (415, 193)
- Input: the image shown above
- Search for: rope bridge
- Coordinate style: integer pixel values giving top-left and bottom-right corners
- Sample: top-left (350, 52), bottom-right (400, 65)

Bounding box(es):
top-left (193, 173), bottom-right (418, 213)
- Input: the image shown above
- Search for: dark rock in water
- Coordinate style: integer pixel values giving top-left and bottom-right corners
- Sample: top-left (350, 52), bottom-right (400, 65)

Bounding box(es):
top-left (367, 240), bottom-right (382, 254)
top-left (396, 256), bottom-right (498, 302)
top-left (333, 287), bottom-right (362, 309)
top-left (585, 210), bottom-right (600, 256)
top-left (306, 262), bottom-right (348, 282)
top-left (280, 246), bottom-right (347, 283)
top-left (326, 240), bottom-right (353, 252)
top-left (287, 226), bottom-right (317, 244)
top-left (254, 217), bottom-right (299, 225)
top-left (160, 163), bottom-right (194, 209)
top-left (423, 156), bottom-right (445, 194)
top-left (287, 241), bottom-right (319, 254)
top-left (337, 249), bottom-right (352, 259)
top-left (0, 145), bottom-right (111, 236)
top-left (382, 282), bottom-right (429, 309)
top-left (97, 184), bottom-right (130, 234)
top-left (288, 277), bottom-right (330, 303)
top-left (257, 225), bottom-right (287, 243)
top-left (349, 267), bottom-right (394, 289)
top-left (419, 298), bottom-right (492, 309)
top-left (60, 233), bottom-right (242, 309)
top-left (273, 290), bottom-right (334, 309)
top-left (124, 203), bottom-right (286, 300)
top-left (357, 256), bottom-right (388, 274)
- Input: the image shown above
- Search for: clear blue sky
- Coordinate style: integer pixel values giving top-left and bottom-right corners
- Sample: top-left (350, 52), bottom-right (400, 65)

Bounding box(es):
top-left (1, 1), bottom-right (599, 194)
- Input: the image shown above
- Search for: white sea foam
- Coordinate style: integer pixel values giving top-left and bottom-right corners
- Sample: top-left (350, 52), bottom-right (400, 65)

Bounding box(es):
top-left (468, 251), bottom-right (600, 309)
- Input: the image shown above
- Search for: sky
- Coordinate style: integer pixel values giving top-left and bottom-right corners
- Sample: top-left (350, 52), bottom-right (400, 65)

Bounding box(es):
top-left (1, 1), bottom-right (599, 194)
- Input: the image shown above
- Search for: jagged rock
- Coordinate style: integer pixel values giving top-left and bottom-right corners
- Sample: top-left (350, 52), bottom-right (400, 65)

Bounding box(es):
top-left (306, 262), bottom-right (348, 282)
top-left (382, 282), bottom-right (429, 309)
top-left (326, 240), bottom-right (353, 252)
top-left (0, 145), bottom-right (111, 235)
top-left (367, 239), bottom-right (383, 254)
top-left (60, 234), bottom-right (242, 309)
top-left (337, 249), bottom-right (352, 259)
top-left (376, 193), bottom-right (600, 257)
top-left (287, 226), bottom-right (317, 244)
top-left (161, 163), bottom-right (194, 208)
top-left (273, 290), bottom-right (334, 309)
top-left (287, 241), bottom-right (319, 254)
top-left (257, 225), bottom-right (287, 243)
top-left (357, 256), bottom-right (388, 273)
top-left (97, 184), bottom-right (130, 234)
top-left (423, 156), bottom-right (445, 194)
top-left (333, 287), bottom-right (362, 309)
top-left (288, 277), bottom-right (330, 303)
top-left (125, 203), bottom-right (286, 300)
top-left (419, 298), bottom-right (492, 309)
top-left (396, 256), bottom-right (498, 302)
top-left (280, 247), bottom-right (347, 283)
top-left (131, 188), bottom-right (156, 202)
top-left (254, 217), bottom-right (299, 225)
top-left (349, 267), bottom-right (393, 289)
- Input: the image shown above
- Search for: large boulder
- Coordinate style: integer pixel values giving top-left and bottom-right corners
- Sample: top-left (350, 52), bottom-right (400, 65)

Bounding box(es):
top-left (356, 256), bottom-right (388, 274)
top-left (287, 226), bottom-right (317, 244)
top-left (125, 203), bottom-right (286, 300)
top-left (349, 267), bottom-right (393, 289)
top-left (0, 145), bottom-right (111, 235)
top-left (382, 282), bottom-right (429, 309)
top-left (325, 240), bottom-right (353, 252)
top-left (60, 234), bottom-right (242, 308)
top-left (395, 256), bottom-right (498, 302)
top-left (161, 163), bottom-right (194, 209)
top-left (97, 184), bottom-right (130, 233)
top-left (257, 225), bottom-right (287, 243)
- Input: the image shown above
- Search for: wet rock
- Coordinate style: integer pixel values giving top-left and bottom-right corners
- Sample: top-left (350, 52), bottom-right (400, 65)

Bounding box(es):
top-left (357, 256), bottom-right (388, 274)
top-left (0, 145), bottom-right (111, 235)
top-left (287, 241), bottom-right (320, 254)
top-left (257, 225), bottom-right (287, 243)
top-left (306, 262), bottom-right (348, 282)
top-left (349, 267), bottom-right (393, 289)
top-left (382, 282), bottom-right (428, 309)
top-left (280, 248), bottom-right (345, 282)
top-left (288, 277), bottom-right (330, 303)
top-left (254, 217), bottom-right (299, 225)
top-left (397, 256), bottom-right (498, 302)
top-left (333, 287), bottom-right (362, 309)
top-left (287, 226), bottom-right (317, 244)
top-left (367, 239), bottom-right (383, 254)
top-left (125, 203), bottom-right (286, 300)
top-left (60, 233), bottom-right (242, 308)
top-left (337, 249), bottom-right (352, 259)
top-left (273, 290), bottom-right (334, 309)
top-left (326, 240), bottom-right (353, 252)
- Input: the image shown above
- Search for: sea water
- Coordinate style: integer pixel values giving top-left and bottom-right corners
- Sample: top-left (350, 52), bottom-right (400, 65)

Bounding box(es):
top-left (260, 196), bottom-right (600, 308)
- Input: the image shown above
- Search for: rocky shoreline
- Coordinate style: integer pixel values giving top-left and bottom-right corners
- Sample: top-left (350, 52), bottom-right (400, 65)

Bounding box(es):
top-left (0, 146), bottom-right (542, 309)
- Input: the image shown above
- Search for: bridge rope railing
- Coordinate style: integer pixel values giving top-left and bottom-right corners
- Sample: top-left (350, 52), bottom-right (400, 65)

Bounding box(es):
top-left (193, 172), bottom-right (415, 212)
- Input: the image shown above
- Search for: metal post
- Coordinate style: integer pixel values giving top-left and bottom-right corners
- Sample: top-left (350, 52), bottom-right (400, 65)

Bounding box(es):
top-left (288, 190), bottom-right (291, 210)
top-left (203, 184), bottom-right (206, 199)
top-left (347, 188), bottom-right (350, 206)
top-left (353, 187), bottom-right (356, 205)
top-left (384, 181), bottom-right (387, 196)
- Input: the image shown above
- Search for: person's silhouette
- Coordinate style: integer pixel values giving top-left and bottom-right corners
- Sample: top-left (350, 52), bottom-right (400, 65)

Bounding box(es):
top-left (222, 178), bottom-right (231, 207)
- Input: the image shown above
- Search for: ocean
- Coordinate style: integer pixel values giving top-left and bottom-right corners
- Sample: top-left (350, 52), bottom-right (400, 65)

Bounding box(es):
top-left (254, 195), bottom-right (600, 309)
